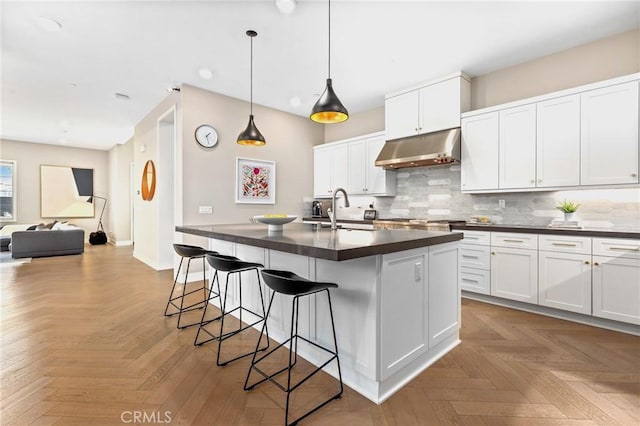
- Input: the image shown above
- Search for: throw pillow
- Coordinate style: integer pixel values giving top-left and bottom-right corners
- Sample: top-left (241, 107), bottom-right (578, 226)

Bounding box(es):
top-left (44, 221), bottom-right (58, 229)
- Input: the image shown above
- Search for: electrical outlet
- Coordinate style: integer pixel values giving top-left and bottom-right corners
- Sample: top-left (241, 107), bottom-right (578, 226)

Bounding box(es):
top-left (199, 205), bottom-right (213, 214)
top-left (499, 199), bottom-right (506, 209)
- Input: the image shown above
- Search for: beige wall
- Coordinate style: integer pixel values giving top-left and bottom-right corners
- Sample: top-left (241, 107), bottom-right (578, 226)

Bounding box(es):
top-left (323, 106), bottom-right (385, 143)
top-left (0, 139), bottom-right (109, 237)
top-left (108, 138), bottom-right (133, 244)
top-left (471, 29), bottom-right (640, 109)
top-left (180, 84), bottom-right (322, 229)
top-left (132, 91), bottom-right (180, 269)
top-left (321, 30), bottom-right (639, 143)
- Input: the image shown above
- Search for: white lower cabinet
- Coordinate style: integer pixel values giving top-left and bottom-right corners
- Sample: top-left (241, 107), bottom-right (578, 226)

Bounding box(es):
top-left (428, 242), bottom-right (460, 348)
top-left (462, 232), bottom-right (640, 327)
top-left (459, 230), bottom-right (491, 295)
top-left (380, 249), bottom-right (428, 380)
top-left (538, 251), bottom-right (592, 315)
top-left (491, 246), bottom-right (538, 303)
top-left (490, 232), bottom-right (538, 304)
top-left (538, 234), bottom-right (592, 315)
top-left (592, 237), bottom-right (640, 325)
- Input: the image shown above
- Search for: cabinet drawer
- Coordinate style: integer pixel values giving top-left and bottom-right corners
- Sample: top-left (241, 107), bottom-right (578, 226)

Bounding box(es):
top-left (460, 267), bottom-right (490, 295)
top-left (491, 232), bottom-right (538, 250)
top-left (593, 238), bottom-right (640, 259)
top-left (538, 234), bottom-right (591, 255)
top-left (460, 245), bottom-right (490, 270)
top-left (461, 230), bottom-right (490, 246)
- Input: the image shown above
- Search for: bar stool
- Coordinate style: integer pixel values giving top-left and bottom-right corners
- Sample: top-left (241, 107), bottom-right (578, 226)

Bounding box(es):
top-left (164, 244), bottom-right (218, 329)
top-left (194, 254), bottom-right (270, 366)
top-left (244, 269), bottom-right (343, 426)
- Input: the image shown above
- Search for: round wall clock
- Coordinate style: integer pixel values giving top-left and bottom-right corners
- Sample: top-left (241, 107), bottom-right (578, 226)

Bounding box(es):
top-left (195, 124), bottom-right (218, 148)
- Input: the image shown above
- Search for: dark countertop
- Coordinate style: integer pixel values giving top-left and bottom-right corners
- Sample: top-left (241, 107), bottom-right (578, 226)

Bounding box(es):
top-left (451, 223), bottom-right (640, 240)
top-left (176, 223), bottom-right (463, 261)
top-left (302, 217), bottom-right (373, 224)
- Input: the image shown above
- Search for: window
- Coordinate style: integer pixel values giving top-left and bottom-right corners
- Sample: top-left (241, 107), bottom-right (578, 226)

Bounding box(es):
top-left (0, 160), bottom-right (16, 222)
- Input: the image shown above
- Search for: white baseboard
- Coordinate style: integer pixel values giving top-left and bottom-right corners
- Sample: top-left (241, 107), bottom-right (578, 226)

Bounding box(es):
top-left (111, 240), bottom-right (133, 246)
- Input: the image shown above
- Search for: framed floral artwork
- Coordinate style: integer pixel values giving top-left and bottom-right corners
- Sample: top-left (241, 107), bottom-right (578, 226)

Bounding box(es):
top-left (235, 157), bottom-right (276, 204)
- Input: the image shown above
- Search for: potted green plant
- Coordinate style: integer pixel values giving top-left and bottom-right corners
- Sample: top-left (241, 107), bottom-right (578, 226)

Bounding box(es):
top-left (556, 200), bottom-right (581, 222)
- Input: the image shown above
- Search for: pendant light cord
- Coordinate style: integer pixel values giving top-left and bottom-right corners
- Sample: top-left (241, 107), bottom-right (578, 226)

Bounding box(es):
top-left (250, 34), bottom-right (253, 115)
top-left (328, 0), bottom-right (331, 79)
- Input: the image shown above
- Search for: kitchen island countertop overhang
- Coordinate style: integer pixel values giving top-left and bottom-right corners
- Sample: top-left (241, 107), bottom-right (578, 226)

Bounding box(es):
top-left (176, 223), bottom-right (463, 261)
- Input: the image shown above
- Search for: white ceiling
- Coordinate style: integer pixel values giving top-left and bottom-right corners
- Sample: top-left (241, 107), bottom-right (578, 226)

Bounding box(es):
top-left (2, 0), bottom-right (638, 151)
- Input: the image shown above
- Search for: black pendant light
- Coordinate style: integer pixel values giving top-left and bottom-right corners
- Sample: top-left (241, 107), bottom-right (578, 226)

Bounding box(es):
top-left (237, 30), bottom-right (266, 146)
top-left (310, 0), bottom-right (349, 124)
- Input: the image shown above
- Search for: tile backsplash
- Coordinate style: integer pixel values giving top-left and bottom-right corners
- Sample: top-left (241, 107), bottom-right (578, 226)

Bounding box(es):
top-left (373, 164), bottom-right (640, 230)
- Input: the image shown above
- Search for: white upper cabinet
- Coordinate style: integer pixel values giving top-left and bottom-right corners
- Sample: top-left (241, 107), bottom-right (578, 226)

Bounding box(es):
top-left (536, 94), bottom-right (581, 188)
top-left (581, 81), bottom-right (639, 185)
top-left (461, 74), bottom-right (639, 193)
top-left (419, 77), bottom-right (465, 134)
top-left (316, 132), bottom-right (396, 198)
top-left (461, 112), bottom-right (499, 191)
top-left (313, 146), bottom-right (333, 197)
top-left (313, 143), bottom-right (349, 198)
top-left (386, 73), bottom-right (470, 141)
top-left (365, 135), bottom-right (396, 195)
top-left (385, 90), bottom-right (420, 141)
top-left (499, 104), bottom-right (537, 189)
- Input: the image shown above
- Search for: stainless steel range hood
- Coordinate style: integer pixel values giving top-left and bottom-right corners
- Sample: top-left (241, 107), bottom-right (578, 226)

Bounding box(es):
top-left (375, 127), bottom-right (461, 170)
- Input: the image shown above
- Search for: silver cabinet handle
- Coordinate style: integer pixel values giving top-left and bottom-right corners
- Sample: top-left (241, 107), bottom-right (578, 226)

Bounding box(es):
top-left (538, 179), bottom-right (543, 183)
top-left (530, 180), bottom-right (535, 184)
top-left (461, 278), bottom-right (478, 283)
top-left (632, 173), bottom-right (637, 177)
top-left (609, 247), bottom-right (640, 252)
top-left (504, 239), bottom-right (524, 243)
top-left (552, 242), bottom-right (578, 247)
top-left (462, 255), bottom-right (479, 259)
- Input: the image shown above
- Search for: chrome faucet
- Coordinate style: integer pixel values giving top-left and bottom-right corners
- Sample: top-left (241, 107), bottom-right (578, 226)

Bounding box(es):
top-left (329, 187), bottom-right (350, 230)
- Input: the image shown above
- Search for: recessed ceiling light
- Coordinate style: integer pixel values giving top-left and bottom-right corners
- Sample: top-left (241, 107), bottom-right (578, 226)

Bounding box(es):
top-left (276, 0), bottom-right (296, 14)
top-left (70, 82), bottom-right (77, 88)
top-left (289, 96), bottom-right (301, 107)
top-left (198, 67), bottom-right (213, 80)
top-left (37, 16), bottom-right (62, 32)
top-left (115, 93), bottom-right (130, 100)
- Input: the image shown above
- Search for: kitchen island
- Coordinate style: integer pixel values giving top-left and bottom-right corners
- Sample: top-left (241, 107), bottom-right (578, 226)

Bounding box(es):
top-left (176, 223), bottom-right (463, 403)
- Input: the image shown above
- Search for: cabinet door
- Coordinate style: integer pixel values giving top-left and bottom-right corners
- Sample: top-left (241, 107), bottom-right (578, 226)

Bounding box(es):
top-left (332, 143), bottom-right (349, 191)
top-left (539, 251), bottom-right (592, 315)
top-left (429, 242), bottom-right (460, 348)
top-left (314, 146), bottom-right (333, 197)
top-left (581, 81), bottom-right (639, 185)
top-left (385, 90), bottom-right (419, 141)
top-left (491, 247), bottom-right (538, 303)
top-left (380, 251), bottom-right (427, 380)
top-left (499, 104), bottom-right (537, 189)
top-left (347, 139), bottom-right (367, 195)
top-left (536, 95), bottom-right (581, 188)
top-left (365, 135), bottom-right (395, 195)
top-left (419, 77), bottom-right (461, 134)
top-left (461, 112), bottom-right (499, 191)
top-left (592, 255), bottom-right (640, 325)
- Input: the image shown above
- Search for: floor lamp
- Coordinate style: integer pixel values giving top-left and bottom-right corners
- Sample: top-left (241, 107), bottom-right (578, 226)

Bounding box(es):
top-left (88, 195), bottom-right (108, 245)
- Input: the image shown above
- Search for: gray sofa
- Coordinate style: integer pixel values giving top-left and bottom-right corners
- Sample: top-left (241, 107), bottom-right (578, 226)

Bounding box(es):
top-left (11, 228), bottom-right (85, 258)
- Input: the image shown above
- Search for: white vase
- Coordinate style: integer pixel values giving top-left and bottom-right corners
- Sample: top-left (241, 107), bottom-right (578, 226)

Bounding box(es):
top-left (564, 212), bottom-right (576, 222)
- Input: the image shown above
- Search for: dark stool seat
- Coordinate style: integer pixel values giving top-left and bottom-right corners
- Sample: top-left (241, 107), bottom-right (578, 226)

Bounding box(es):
top-left (244, 269), bottom-right (343, 426)
top-left (194, 254), bottom-right (270, 366)
top-left (164, 244), bottom-right (218, 329)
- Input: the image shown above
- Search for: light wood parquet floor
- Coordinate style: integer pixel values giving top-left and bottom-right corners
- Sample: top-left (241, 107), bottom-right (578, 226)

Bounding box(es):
top-left (1, 244), bottom-right (639, 425)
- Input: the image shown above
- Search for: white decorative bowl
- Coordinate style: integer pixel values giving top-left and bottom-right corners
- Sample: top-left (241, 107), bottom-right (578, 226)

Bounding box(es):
top-left (253, 215), bottom-right (297, 232)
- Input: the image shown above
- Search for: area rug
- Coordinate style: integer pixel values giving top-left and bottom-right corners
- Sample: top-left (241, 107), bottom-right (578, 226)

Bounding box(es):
top-left (0, 251), bottom-right (31, 266)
